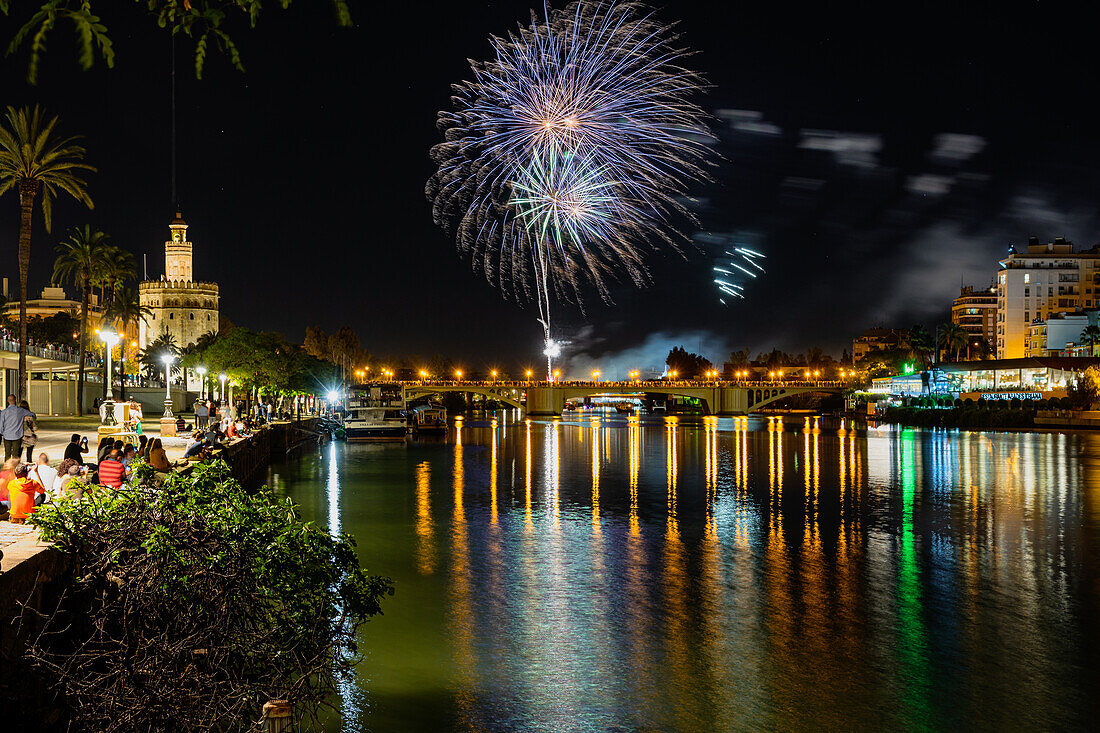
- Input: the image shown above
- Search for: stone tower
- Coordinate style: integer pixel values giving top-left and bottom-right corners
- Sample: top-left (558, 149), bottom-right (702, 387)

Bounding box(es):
top-left (164, 212), bottom-right (193, 281)
top-left (138, 212), bottom-right (220, 350)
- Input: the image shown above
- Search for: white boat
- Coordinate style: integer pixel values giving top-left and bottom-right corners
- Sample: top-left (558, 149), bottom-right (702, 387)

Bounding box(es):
top-left (412, 405), bottom-right (447, 434)
top-left (344, 383), bottom-right (408, 440)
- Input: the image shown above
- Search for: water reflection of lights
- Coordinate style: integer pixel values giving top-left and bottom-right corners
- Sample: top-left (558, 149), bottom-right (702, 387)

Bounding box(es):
top-left (525, 420), bottom-right (533, 531)
top-left (591, 418), bottom-right (601, 531)
top-left (490, 424), bottom-right (499, 525)
top-left (415, 461), bottom-right (435, 574)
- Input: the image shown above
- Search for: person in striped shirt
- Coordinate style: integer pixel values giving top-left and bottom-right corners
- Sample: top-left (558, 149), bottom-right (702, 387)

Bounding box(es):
top-left (97, 449), bottom-right (127, 489)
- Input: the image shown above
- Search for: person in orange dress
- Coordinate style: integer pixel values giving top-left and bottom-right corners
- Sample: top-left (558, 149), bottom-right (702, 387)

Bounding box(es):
top-left (8, 463), bottom-right (46, 521)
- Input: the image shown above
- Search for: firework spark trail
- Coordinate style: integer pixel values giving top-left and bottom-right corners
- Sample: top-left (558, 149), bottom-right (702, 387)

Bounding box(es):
top-left (713, 247), bottom-right (766, 304)
top-left (427, 1), bottom-right (712, 377)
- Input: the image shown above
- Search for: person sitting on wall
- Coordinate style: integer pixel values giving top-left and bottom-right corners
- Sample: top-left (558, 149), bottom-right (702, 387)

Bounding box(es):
top-left (176, 415), bottom-right (187, 433)
top-left (0, 457), bottom-right (17, 513)
top-left (9, 463), bottom-right (46, 521)
top-left (97, 449), bottom-right (127, 490)
top-left (149, 438), bottom-right (171, 472)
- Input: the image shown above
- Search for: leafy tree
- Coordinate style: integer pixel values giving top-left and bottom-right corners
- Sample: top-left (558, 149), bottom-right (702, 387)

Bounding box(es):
top-left (0, 105), bottom-right (95, 400)
top-left (665, 346), bottom-right (713, 378)
top-left (52, 225), bottom-right (111, 410)
top-left (25, 460), bottom-right (392, 732)
top-left (2, 0), bottom-right (353, 83)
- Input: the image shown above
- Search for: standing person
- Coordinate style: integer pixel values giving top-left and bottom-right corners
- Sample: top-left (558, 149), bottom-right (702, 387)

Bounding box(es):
top-left (63, 433), bottom-right (88, 465)
top-left (195, 398), bottom-right (208, 428)
top-left (1, 394), bottom-right (29, 461)
top-left (20, 400), bottom-right (38, 462)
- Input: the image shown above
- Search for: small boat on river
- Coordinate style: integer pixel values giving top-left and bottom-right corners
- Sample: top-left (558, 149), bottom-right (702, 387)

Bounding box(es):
top-left (345, 383), bottom-right (408, 440)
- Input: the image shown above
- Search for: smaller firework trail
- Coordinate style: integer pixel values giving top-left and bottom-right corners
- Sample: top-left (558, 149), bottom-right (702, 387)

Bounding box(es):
top-left (713, 246), bottom-right (766, 304)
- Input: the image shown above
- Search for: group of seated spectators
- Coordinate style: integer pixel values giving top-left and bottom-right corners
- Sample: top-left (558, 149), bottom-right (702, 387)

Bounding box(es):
top-left (2, 410), bottom-right (271, 523)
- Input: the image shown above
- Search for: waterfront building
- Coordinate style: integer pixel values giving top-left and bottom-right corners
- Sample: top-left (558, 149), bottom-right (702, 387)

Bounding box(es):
top-left (138, 212), bottom-right (220, 350)
top-left (1, 281), bottom-right (101, 321)
top-left (951, 284), bottom-right (996, 357)
top-left (1025, 311), bottom-right (1098, 357)
top-left (871, 356), bottom-right (1097, 398)
top-left (996, 236), bottom-right (1100, 358)
top-left (852, 327), bottom-right (910, 363)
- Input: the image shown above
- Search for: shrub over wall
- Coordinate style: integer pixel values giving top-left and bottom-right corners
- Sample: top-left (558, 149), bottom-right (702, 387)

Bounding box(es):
top-left (25, 460), bottom-right (393, 733)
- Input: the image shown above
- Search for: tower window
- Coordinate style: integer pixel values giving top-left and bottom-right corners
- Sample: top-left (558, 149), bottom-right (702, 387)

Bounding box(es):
top-left (170, 313), bottom-right (174, 319)
top-left (189, 313), bottom-right (194, 320)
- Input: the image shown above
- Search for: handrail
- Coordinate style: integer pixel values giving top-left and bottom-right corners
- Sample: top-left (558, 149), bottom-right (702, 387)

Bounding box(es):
top-left (400, 379), bottom-right (844, 388)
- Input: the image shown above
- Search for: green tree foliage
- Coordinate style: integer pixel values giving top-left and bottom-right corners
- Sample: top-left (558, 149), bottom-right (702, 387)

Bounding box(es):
top-left (665, 346), bottom-right (713, 378)
top-left (1, 0), bottom-right (353, 83)
top-left (182, 326), bottom-right (339, 398)
top-left (0, 105), bottom-right (94, 399)
top-left (26, 460), bottom-right (393, 732)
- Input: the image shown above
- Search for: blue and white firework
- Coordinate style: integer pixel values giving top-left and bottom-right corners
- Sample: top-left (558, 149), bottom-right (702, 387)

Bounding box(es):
top-left (427, 0), bottom-right (712, 347)
top-left (713, 247), bottom-right (766, 304)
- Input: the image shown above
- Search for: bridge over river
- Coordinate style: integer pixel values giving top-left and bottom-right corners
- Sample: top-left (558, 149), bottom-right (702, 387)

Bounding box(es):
top-left (401, 379), bottom-right (843, 416)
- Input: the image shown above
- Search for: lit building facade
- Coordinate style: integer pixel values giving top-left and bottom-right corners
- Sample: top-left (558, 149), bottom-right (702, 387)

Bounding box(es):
top-left (996, 236), bottom-right (1100, 358)
top-left (138, 213), bottom-right (219, 350)
top-left (1026, 311), bottom-right (1099, 357)
top-left (951, 284), bottom-right (997, 357)
top-left (852, 327), bottom-right (910, 363)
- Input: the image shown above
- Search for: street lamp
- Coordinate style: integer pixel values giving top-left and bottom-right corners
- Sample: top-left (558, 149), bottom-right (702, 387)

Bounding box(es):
top-left (552, 369), bottom-right (561, 382)
top-left (196, 365), bottom-right (207, 400)
top-left (419, 369), bottom-right (429, 380)
top-left (219, 372), bottom-right (227, 405)
top-left (490, 369), bottom-right (498, 381)
top-left (525, 369), bottom-right (533, 379)
top-left (162, 354), bottom-right (175, 419)
top-left (98, 330), bottom-right (120, 427)
top-left (455, 369), bottom-right (463, 380)
top-left (592, 370), bottom-right (600, 382)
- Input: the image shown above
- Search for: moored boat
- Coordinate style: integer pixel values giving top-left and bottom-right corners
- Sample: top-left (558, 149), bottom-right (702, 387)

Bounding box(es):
top-left (345, 383), bottom-right (408, 440)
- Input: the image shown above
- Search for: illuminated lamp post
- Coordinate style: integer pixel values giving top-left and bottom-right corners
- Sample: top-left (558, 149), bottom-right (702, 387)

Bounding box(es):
top-left (98, 330), bottom-right (119, 428)
top-left (158, 354), bottom-right (177, 436)
top-left (196, 365), bottom-right (207, 400)
top-left (592, 370), bottom-right (600, 383)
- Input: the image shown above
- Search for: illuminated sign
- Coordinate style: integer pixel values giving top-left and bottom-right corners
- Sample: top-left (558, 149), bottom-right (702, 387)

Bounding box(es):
top-left (901, 362), bottom-right (915, 375)
top-left (980, 392), bottom-right (1042, 400)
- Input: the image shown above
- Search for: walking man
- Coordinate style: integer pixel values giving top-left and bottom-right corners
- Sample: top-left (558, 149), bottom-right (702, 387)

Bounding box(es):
top-left (1, 394), bottom-right (30, 461)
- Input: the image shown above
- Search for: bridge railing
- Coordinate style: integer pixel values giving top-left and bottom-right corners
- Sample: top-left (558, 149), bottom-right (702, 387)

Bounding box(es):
top-left (400, 379), bottom-right (844, 389)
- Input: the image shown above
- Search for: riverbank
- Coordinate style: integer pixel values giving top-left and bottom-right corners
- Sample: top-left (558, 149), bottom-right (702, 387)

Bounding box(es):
top-left (0, 417), bottom-right (331, 716)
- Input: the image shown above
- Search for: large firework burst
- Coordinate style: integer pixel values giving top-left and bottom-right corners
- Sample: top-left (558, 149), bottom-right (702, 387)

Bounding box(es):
top-left (427, 1), bottom-right (711, 376)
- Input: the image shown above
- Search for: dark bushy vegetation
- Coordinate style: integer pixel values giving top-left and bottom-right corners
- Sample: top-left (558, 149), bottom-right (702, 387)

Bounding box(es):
top-left (24, 460), bottom-right (393, 733)
top-left (878, 396), bottom-right (1075, 429)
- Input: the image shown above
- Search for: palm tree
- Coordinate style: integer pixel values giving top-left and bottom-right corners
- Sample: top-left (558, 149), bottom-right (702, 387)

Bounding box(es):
top-left (105, 286), bottom-right (152, 400)
top-left (1081, 325), bottom-right (1100, 357)
top-left (101, 245), bottom-right (136, 301)
top-left (52, 226), bottom-right (111, 410)
top-left (909, 325), bottom-right (934, 370)
top-left (140, 333), bottom-right (181, 385)
top-left (938, 322), bottom-right (969, 362)
top-left (0, 106), bottom-right (94, 399)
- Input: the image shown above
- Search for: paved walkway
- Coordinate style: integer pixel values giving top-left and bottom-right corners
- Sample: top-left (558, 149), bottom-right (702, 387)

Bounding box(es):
top-left (25, 415), bottom-right (195, 466)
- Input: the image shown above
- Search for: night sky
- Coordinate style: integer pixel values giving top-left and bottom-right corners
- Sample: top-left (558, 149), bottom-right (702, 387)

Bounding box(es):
top-left (2, 1), bottom-right (1098, 376)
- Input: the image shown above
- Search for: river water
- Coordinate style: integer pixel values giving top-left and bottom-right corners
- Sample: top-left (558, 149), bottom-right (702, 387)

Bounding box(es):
top-left (266, 413), bottom-right (1100, 732)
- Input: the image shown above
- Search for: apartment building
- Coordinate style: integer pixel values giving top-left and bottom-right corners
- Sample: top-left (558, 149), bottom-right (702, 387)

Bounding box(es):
top-left (996, 236), bottom-right (1100, 358)
top-left (951, 284), bottom-right (997, 357)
